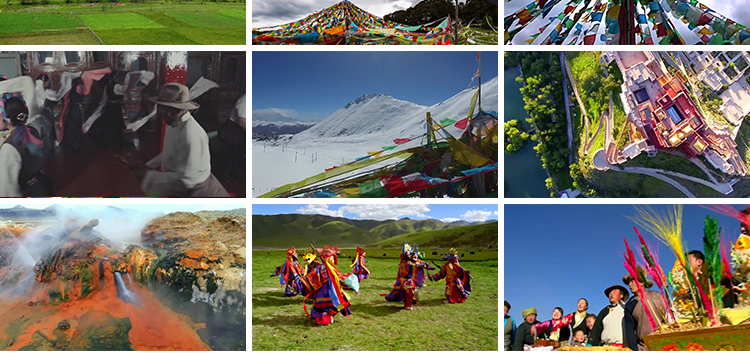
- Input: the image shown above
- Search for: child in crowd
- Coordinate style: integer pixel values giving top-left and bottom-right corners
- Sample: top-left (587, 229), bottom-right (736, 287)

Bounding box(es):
top-left (570, 329), bottom-right (589, 347)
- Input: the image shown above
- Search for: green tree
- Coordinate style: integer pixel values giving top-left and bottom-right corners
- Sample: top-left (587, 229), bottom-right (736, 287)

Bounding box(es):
top-left (545, 177), bottom-right (554, 190)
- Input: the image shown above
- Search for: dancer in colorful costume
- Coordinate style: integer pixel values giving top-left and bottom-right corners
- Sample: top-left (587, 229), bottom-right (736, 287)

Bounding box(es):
top-left (300, 244), bottom-right (359, 325)
top-left (270, 247), bottom-right (303, 296)
top-left (295, 246), bottom-right (322, 296)
top-left (429, 248), bottom-right (471, 303)
top-left (350, 247), bottom-right (370, 282)
top-left (381, 242), bottom-right (434, 310)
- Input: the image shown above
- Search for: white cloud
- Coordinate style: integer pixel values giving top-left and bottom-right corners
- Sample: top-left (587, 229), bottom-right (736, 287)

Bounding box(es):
top-left (340, 204), bottom-right (430, 220)
top-left (296, 204), bottom-right (344, 217)
top-left (459, 210), bottom-right (497, 222)
top-left (440, 217), bottom-right (461, 223)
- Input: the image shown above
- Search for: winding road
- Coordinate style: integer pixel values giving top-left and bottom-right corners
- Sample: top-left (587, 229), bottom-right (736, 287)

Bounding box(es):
top-left (560, 51), bottom-right (574, 164)
top-left (562, 52), bottom-right (590, 155)
top-left (592, 149), bottom-right (733, 197)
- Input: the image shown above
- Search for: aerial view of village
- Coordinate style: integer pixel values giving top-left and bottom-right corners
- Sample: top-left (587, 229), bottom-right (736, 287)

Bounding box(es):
top-left (505, 51), bottom-right (750, 198)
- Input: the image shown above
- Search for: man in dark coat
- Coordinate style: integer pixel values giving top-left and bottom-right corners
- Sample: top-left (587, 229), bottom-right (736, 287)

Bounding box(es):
top-left (588, 284), bottom-right (629, 347)
top-left (513, 307), bottom-right (540, 351)
top-left (623, 267), bottom-right (667, 351)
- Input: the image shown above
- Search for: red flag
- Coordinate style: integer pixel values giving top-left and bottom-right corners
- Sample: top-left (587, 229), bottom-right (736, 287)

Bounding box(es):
top-left (455, 117), bottom-right (469, 130)
top-left (644, 37), bottom-right (653, 45)
top-left (393, 138), bottom-right (411, 145)
top-left (696, 13), bottom-right (713, 26)
top-left (583, 34), bottom-right (596, 45)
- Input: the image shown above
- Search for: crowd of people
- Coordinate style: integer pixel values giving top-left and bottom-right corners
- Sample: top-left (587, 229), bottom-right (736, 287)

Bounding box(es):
top-left (0, 71), bottom-right (245, 197)
top-left (504, 249), bottom-right (736, 351)
top-left (271, 244), bottom-right (472, 325)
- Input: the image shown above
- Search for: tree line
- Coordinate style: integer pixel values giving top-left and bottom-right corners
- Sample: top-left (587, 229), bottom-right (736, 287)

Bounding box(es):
top-left (505, 51), bottom-right (570, 197)
top-left (384, 0), bottom-right (497, 30)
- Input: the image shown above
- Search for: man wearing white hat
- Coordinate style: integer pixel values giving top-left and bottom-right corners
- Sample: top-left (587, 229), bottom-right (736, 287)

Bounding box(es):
top-left (140, 82), bottom-right (230, 197)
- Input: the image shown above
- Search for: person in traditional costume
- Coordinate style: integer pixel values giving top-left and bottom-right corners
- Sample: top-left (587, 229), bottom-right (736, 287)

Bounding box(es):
top-left (33, 74), bottom-right (56, 159)
top-left (139, 83), bottom-right (229, 197)
top-left (669, 250), bottom-right (708, 321)
top-left (60, 78), bottom-right (88, 151)
top-left (0, 93), bottom-right (54, 197)
top-left (623, 266), bottom-right (667, 351)
top-left (512, 307), bottom-right (540, 351)
top-left (504, 301), bottom-right (516, 351)
top-left (350, 247), bottom-right (370, 282)
top-left (530, 307), bottom-right (572, 346)
top-left (571, 298), bottom-right (593, 339)
top-left (270, 247), bottom-right (303, 296)
top-left (428, 248), bottom-right (471, 303)
top-left (293, 246), bottom-right (322, 296)
top-left (381, 242), bottom-right (434, 310)
top-left (300, 244), bottom-right (359, 325)
top-left (588, 284), bottom-right (628, 347)
top-left (210, 93), bottom-right (245, 182)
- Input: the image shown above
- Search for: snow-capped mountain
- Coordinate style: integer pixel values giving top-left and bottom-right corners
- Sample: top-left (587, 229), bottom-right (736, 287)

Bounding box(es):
top-left (252, 121), bottom-right (316, 138)
top-left (252, 77), bottom-right (498, 197)
top-left (292, 77), bottom-right (498, 146)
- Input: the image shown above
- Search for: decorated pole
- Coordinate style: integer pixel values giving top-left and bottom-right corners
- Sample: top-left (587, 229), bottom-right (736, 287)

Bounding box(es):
top-left (454, 0), bottom-right (459, 44)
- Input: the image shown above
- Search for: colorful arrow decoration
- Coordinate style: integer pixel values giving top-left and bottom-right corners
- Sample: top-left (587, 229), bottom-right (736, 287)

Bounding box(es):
top-left (505, 0), bottom-right (750, 45)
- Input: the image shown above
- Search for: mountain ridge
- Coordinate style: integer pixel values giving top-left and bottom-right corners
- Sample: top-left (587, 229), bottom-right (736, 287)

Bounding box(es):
top-left (251, 213), bottom-right (496, 249)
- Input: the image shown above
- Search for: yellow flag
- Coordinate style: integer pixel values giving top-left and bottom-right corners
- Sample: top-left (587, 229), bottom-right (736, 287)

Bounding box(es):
top-left (448, 136), bottom-right (490, 167)
top-left (367, 150), bottom-right (384, 158)
top-left (339, 188), bottom-right (360, 196)
top-left (467, 89), bottom-right (480, 119)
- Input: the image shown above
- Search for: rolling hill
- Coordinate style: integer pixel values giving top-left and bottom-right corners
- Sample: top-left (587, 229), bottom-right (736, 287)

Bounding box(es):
top-left (373, 222), bottom-right (498, 249)
top-left (251, 214), bottom-right (496, 249)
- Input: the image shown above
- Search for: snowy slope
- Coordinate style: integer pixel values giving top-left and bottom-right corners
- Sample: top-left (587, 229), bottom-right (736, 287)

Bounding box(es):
top-left (252, 77), bottom-right (498, 197)
top-left (293, 77), bottom-right (499, 146)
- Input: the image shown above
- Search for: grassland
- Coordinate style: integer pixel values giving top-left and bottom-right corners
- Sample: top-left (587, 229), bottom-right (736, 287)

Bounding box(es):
top-left (621, 151), bottom-right (710, 180)
top-left (251, 214), bottom-right (495, 249)
top-left (373, 223), bottom-right (498, 249)
top-left (252, 250), bottom-right (498, 351)
top-left (0, 2), bottom-right (245, 44)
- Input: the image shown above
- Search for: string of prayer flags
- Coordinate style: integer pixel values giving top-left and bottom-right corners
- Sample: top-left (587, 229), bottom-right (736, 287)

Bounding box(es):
top-left (505, 0), bottom-right (750, 45)
top-left (252, 0), bottom-right (453, 45)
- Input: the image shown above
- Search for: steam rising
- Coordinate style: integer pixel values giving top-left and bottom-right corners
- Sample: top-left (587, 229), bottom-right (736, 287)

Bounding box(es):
top-left (1, 205), bottom-right (163, 298)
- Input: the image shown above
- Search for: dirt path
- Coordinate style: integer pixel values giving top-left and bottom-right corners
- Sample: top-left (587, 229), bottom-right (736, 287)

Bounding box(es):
top-left (562, 52), bottom-right (589, 156)
top-left (560, 51), bottom-right (574, 164)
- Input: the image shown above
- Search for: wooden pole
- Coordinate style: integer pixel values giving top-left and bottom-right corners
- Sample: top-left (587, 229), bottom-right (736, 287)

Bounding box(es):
top-left (454, 0), bottom-right (460, 44)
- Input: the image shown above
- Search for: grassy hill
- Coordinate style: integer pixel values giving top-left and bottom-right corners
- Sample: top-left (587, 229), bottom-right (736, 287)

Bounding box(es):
top-left (369, 219), bottom-right (448, 238)
top-left (251, 214), bottom-right (494, 248)
top-left (373, 222), bottom-right (498, 249)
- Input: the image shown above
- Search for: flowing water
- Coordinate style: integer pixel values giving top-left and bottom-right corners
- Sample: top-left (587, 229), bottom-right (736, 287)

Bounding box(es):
top-left (114, 272), bottom-right (138, 305)
top-left (504, 65), bottom-right (550, 198)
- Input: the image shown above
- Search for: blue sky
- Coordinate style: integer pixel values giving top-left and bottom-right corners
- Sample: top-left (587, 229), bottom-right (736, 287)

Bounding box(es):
top-left (504, 204), bottom-right (745, 323)
top-left (252, 51), bottom-right (498, 122)
top-left (253, 204), bottom-right (499, 222)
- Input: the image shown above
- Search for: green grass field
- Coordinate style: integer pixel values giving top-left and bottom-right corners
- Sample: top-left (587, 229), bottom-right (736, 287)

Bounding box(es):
top-left (374, 223), bottom-right (498, 249)
top-left (252, 249), bottom-right (498, 351)
top-left (79, 12), bottom-right (163, 30)
top-left (0, 3), bottom-right (245, 44)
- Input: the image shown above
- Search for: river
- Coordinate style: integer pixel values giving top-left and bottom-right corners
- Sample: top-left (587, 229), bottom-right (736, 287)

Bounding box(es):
top-left (504, 65), bottom-right (550, 198)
